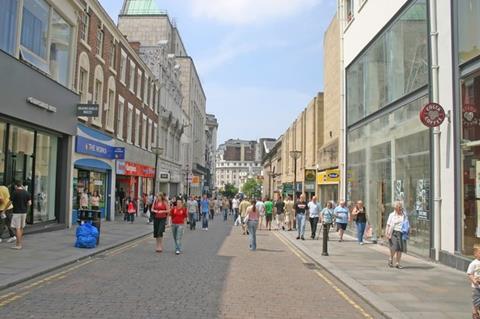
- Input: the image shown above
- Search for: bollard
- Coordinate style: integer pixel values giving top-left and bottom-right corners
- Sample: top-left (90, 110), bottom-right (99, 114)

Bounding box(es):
top-left (322, 223), bottom-right (330, 256)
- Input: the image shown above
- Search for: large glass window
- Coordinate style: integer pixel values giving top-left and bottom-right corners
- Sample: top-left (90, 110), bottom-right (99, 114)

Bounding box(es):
top-left (49, 10), bottom-right (71, 86)
top-left (458, 0), bottom-right (480, 64)
top-left (34, 132), bottom-right (57, 222)
top-left (461, 71), bottom-right (480, 256)
top-left (7, 125), bottom-right (34, 191)
top-left (347, 96), bottom-right (430, 256)
top-left (0, 0), bottom-right (18, 55)
top-left (0, 122), bottom-right (5, 185)
top-left (21, 0), bottom-right (49, 70)
top-left (346, 0), bottom-right (427, 125)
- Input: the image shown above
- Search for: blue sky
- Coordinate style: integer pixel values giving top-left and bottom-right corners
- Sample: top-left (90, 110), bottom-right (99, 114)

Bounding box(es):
top-left (100, 0), bottom-right (337, 144)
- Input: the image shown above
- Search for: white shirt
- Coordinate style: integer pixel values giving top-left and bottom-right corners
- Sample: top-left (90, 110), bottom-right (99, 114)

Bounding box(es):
top-left (256, 201), bottom-right (265, 215)
top-left (232, 198), bottom-right (239, 209)
top-left (387, 212), bottom-right (405, 232)
top-left (308, 201), bottom-right (320, 218)
top-left (468, 259), bottom-right (480, 288)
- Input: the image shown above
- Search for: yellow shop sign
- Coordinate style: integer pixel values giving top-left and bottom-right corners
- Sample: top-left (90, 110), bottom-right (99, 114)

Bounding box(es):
top-left (317, 169), bottom-right (340, 185)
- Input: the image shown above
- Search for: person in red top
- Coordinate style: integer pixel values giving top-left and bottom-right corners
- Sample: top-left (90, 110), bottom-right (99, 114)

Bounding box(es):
top-left (170, 199), bottom-right (188, 255)
top-left (151, 193), bottom-right (169, 253)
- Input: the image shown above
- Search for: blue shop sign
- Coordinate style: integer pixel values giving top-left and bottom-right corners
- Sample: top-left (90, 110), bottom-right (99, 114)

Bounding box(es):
top-left (75, 136), bottom-right (125, 160)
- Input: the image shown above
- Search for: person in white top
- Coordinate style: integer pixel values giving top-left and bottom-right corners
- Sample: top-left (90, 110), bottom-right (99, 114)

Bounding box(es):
top-left (232, 197), bottom-right (240, 224)
top-left (385, 201), bottom-right (407, 269)
top-left (255, 199), bottom-right (266, 230)
top-left (467, 245), bottom-right (480, 318)
top-left (307, 196), bottom-right (321, 239)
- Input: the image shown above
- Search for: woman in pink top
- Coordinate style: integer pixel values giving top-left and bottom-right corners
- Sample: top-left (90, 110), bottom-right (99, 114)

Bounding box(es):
top-left (245, 200), bottom-right (260, 251)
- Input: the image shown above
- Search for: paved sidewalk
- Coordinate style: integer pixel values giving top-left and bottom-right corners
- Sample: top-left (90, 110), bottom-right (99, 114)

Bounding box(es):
top-left (279, 226), bottom-right (471, 319)
top-left (0, 218), bottom-right (152, 290)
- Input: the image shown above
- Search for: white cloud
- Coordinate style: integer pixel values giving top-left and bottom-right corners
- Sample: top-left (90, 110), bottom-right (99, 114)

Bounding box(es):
top-left (190, 0), bottom-right (321, 25)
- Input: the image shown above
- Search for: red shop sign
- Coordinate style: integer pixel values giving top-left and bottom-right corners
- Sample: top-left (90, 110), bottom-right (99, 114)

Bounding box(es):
top-left (419, 102), bottom-right (446, 127)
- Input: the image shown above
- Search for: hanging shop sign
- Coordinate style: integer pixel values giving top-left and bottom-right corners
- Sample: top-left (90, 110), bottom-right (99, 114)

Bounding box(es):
top-left (304, 169), bottom-right (317, 182)
top-left (76, 104), bottom-right (99, 117)
top-left (419, 102), bottom-right (446, 127)
top-left (191, 176), bottom-right (201, 186)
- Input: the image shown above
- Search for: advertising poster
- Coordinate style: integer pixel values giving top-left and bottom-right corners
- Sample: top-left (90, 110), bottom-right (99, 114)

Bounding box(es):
top-left (415, 179), bottom-right (430, 221)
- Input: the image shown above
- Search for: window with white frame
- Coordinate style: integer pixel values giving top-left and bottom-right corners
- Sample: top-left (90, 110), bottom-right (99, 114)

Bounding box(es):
top-left (20, 0), bottom-right (73, 87)
top-left (137, 70), bottom-right (142, 98)
top-left (129, 61), bottom-right (135, 92)
top-left (79, 10), bottom-right (89, 42)
top-left (109, 40), bottom-right (116, 69)
top-left (153, 123), bottom-right (158, 148)
top-left (147, 119), bottom-right (152, 151)
top-left (143, 76), bottom-right (149, 103)
top-left (105, 77), bottom-right (115, 131)
top-left (96, 26), bottom-right (103, 57)
top-left (155, 88), bottom-right (160, 113)
top-left (92, 66), bottom-right (104, 125)
top-left (149, 82), bottom-right (154, 108)
top-left (135, 109), bottom-right (140, 146)
top-left (78, 67), bottom-right (89, 103)
top-left (142, 115), bottom-right (147, 149)
top-left (119, 50), bottom-right (127, 83)
top-left (126, 104), bottom-right (133, 144)
top-left (345, 0), bottom-right (354, 22)
top-left (117, 96), bottom-right (125, 139)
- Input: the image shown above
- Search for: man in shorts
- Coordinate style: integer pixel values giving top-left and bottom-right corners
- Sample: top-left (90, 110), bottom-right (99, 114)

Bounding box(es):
top-left (11, 181), bottom-right (31, 250)
top-left (468, 245), bottom-right (480, 319)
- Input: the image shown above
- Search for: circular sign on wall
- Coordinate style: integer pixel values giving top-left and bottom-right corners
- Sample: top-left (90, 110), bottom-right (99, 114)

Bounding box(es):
top-left (419, 102), bottom-right (446, 127)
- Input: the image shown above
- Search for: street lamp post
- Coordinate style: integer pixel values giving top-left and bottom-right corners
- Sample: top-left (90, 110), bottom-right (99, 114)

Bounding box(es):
top-left (151, 146), bottom-right (164, 196)
top-left (290, 150), bottom-right (302, 204)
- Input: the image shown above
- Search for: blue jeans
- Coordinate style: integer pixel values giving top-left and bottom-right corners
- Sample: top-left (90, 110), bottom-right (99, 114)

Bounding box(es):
top-left (356, 222), bottom-right (366, 243)
top-left (202, 212), bottom-right (209, 229)
top-left (223, 209), bottom-right (228, 221)
top-left (188, 213), bottom-right (197, 230)
top-left (233, 209), bottom-right (239, 222)
top-left (172, 224), bottom-right (184, 252)
top-left (296, 214), bottom-right (306, 238)
top-left (247, 220), bottom-right (258, 250)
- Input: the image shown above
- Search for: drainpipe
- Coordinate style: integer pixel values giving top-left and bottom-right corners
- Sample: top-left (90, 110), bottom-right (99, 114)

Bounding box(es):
top-left (429, 0), bottom-right (441, 261)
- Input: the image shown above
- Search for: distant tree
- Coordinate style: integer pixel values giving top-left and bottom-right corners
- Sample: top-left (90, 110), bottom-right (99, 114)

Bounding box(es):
top-left (242, 178), bottom-right (262, 198)
top-left (221, 183), bottom-right (238, 198)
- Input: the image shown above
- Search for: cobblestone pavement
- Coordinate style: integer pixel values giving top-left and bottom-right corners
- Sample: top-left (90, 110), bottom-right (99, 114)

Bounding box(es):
top-left (0, 219), bottom-right (384, 319)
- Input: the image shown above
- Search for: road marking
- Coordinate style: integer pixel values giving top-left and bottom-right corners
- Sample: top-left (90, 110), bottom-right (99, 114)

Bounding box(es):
top-left (0, 236), bottom-right (149, 309)
top-left (273, 232), bottom-right (374, 319)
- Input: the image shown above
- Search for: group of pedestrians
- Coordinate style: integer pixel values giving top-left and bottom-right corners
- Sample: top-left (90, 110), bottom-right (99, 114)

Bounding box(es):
top-left (0, 181), bottom-right (32, 250)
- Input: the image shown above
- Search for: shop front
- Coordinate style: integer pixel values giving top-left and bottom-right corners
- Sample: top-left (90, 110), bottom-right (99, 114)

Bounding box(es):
top-left (116, 160), bottom-right (155, 201)
top-left (317, 169), bottom-right (340, 205)
top-left (0, 50), bottom-right (77, 228)
top-left (73, 125), bottom-right (124, 222)
top-left (346, 0), bottom-right (431, 257)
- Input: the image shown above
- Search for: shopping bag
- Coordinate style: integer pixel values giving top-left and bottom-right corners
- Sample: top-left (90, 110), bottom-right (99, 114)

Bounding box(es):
top-left (364, 223), bottom-right (373, 239)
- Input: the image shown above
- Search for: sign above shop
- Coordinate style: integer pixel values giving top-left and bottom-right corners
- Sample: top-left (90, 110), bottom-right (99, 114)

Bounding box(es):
top-left (116, 161), bottom-right (155, 178)
top-left (113, 147), bottom-right (125, 160)
top-left (27, 97), bottom-right (57, 113)
top-left (76, 104), bottom-right (99, 117)
top-left (419, 102), bottom-right (446, 127)
top-left (76, 136), bottom-right (121, 160)
top-left (318, 169), bottom-right (340, 185)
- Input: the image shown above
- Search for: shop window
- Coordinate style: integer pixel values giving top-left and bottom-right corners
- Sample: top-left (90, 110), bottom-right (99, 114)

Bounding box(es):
top-left (458, 0), bottom-right (480, 64)
top-left (7, 126), bottom-right (34, 193)
top-left (34, 132), bottom-right (57, 222)
top-left (346, 0), bottom-right (427, 126)
top-left (0, 0), bottom-right (18, 55)
top-left (347, 96), bottom-right (430, 256)
top-left (461, 71), bottom-right (480, 255)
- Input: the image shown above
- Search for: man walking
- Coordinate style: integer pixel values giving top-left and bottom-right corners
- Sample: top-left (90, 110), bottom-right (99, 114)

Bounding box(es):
top-left (308, 196), bottom-right (321, 239)
top-left (264, 197), bottom-right (274, 231)
top-left (275, 196), bottom-right (286, 230)
top-left (209, 197), bottom-right (215, 220)
top-left (232, 196), bottom-right (240, 223)
top-left (200, 194), bottom-right (210, 231)
top-left (187, 196), bottom-right (198, 230)
top-left (11, 181), bottom-right (31, 250)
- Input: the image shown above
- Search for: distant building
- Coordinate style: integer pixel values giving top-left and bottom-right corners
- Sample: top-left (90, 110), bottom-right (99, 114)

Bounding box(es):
top-left (205, 114), bottom-right (219, 193)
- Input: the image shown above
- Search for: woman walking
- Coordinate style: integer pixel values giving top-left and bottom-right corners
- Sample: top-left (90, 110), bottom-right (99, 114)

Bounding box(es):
top-left (352, 200), bottom-right (367, 245)
top-left (334, 200), bottom-right (349, 242)
top-left (320, 201), bottom-right (335, 240)
top-left (126, 199), bottom-right (136, 223)
top-left (245, 200), bottom-right (260, 251)
top-left (170, 199), bottom-right (188, 255)
top-left (151, 193), bottom-right (170, 253)
top-left (385, 201), bottom-right (409, 269)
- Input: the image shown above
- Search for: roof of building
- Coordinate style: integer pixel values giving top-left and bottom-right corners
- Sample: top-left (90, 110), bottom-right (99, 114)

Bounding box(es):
top-left (121, 0), bottom-right (166, 15)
